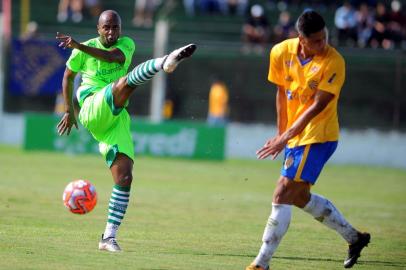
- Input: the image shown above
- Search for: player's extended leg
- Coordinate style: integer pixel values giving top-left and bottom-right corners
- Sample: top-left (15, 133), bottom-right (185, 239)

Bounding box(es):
top-left (112, 44), bottom-right (197, 108)
top-left (302, 193), bottom-right (370, 268)
top-left (99, 153), bottom-right (133, 252)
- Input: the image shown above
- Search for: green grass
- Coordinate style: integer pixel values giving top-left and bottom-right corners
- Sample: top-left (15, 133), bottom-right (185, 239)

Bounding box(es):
top-left (0, 145), bottom-right (405, 270)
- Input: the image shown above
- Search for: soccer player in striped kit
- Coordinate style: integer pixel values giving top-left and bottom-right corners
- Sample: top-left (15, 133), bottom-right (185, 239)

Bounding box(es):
top-left (56, 10), bottom-right (196, 252)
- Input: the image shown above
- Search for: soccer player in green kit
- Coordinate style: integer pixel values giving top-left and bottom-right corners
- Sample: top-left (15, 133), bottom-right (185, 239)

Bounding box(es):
top-left (56, 10), bottom-right (196, 252)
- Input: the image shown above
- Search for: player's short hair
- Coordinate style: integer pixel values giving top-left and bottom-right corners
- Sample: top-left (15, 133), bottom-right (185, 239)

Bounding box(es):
top-left (296, 10), bottom-right (326, 37)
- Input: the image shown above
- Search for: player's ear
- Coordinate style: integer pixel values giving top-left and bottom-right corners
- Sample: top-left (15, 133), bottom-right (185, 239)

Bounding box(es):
top-left (298, 34), bottom-right (307, 47)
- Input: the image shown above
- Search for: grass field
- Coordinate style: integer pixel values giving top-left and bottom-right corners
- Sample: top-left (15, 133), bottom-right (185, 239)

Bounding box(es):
top-left (0, 145), bottom-right (405, 270)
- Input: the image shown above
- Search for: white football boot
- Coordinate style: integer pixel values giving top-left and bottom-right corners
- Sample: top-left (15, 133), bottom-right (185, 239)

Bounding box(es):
top-left (98, 234), bottom-right (122, 252)
top-left (162, 44), bottom-right (197, 73)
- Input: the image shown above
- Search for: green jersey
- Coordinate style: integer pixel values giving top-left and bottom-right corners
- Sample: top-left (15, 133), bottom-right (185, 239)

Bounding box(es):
top-left (66, 36), bottom-right (135, 105)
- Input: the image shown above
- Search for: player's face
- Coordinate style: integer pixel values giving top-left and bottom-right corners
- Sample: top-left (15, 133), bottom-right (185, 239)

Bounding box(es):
top-left (300, 29), bottom-right (327, 55)
top-left (97, 18), bottom-right (121, 47)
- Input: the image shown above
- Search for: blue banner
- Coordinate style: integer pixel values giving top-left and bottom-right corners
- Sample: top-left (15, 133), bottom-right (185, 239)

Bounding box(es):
top-left (8, 38), bottom-right (70, 96)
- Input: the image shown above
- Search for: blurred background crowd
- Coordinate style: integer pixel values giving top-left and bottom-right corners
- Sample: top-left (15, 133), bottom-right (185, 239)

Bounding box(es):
top-left (2, 0), bottom-right (406, 130)
top-left (51, 0), bottom-right (406, 51)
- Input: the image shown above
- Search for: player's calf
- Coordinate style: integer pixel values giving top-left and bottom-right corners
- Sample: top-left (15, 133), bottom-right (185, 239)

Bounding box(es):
top-left (126, 44), bottom-right (197, 88)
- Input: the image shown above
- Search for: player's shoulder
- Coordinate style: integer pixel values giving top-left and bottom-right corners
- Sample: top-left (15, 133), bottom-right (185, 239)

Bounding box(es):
top-left (82, 37), bottom-right (99, 47)
top-left (118, 36), bottom-right (135, 47)
top-left (271, 38), bottom-right (298, 56)
top-left (326, 45), bottom-right (345, 66)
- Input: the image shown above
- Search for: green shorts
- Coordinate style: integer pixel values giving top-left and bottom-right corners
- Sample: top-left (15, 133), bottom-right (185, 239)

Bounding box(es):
top-left (78, 84), bottom-right (134, 167)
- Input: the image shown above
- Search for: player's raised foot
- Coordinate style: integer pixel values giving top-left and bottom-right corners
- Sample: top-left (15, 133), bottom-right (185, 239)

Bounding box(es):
top-left (98, 234), bottom-right (122, 252)
top-left (343, 232), bottom-right (371, 268)
top-left (162, 44), bottom-right (197, 73)
top-left (245, 264), bottom-right (269, 270)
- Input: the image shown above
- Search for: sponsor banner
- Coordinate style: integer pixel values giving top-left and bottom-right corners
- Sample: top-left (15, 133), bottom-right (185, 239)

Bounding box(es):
top-left (9, 38), bottom-right (69, 96)
top-left (24, 113), bottom-right (225, 160)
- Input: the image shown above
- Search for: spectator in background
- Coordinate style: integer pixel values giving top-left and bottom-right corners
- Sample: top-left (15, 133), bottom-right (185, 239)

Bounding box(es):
top-left (57, 0), bottom-right (84, 23)
top-left (20, 21), bottom-right (39, 41)
top-left (356, 3), bottom-right (375, 48)
top-left (207, 79), bottom-right (229, 127)
top-left (162, 99), bottom-right (174, 120)
top-left (184, 0), bottom-right (197, 16)
top-left (242, 4), bottom-right (270, 54)
top-left (370, 2), bottom-right (390, 49)
top-left (199, 0), bottom-right (222, 14)
top-left (273, 11), bottom-right (296, 43)
top-left (221, 0), bottom-right (249, 16)
top-left (387, 0), bottom-right (406, 48)
top-left (162, 88), bottom-right (179, 120)
top-left (334, 1), bottom-right (358, 46)
top-left (132, 0), bottom-right (161, 28)
top-left (351, 0), bottom-right (377, 8)
top-left (84, 0), bottom-right (102, 20)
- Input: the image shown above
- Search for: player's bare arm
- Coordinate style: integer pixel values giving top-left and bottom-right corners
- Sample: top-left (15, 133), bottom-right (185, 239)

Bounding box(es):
top-left (257, 89), bottom-right (334, 160)
top-left (276, 85), bottom-right (288, 135)
top-left (256, 86), bottom-right (287, 159)
top-left (56, 32), bottom-right (125, 64)
top-left (57, 67), bottom-right (78, 136)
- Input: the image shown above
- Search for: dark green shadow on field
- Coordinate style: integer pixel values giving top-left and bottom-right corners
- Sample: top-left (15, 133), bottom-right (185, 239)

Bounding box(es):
top-left (163, 251), bottom-right (406, 268)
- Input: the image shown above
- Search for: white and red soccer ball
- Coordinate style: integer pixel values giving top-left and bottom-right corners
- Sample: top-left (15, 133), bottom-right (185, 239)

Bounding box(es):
top-left (63, 180), bottom-right (97, 214)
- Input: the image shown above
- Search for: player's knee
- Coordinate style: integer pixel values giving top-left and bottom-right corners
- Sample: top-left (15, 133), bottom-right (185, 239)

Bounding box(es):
top-left (294, 191), bottom-right (311, 208)
top-left (116, 173), bottom-right (133, 187)
top-left (273, 182), bottom-right (293, 204)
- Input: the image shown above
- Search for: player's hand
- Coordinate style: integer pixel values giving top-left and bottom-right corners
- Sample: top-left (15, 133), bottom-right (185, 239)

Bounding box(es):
top-left (56, 32), bottom-right (79, 49)
top-left (57, 111), bottom-right (79, 136)
top-left (256, 135), bottom-right (287, 160)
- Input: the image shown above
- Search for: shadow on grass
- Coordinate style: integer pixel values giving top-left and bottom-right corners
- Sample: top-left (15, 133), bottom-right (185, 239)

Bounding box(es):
top-left (276, 256), bottom-right (405, 268)
top-left (166, 251), bottom-right (406, 268)
top-left (277, 256), bottom-right (406, 268)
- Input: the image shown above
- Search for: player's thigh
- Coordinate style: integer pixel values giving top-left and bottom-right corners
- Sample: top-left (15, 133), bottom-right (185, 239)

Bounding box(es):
top-left (79, 84), bottom-right (135, 166)
top-left (79, 84), bottom-right (128, 136)
top-left (98, 111), bottom-right (135, 167)
top-left (111, 77), bottom-right (134, 108)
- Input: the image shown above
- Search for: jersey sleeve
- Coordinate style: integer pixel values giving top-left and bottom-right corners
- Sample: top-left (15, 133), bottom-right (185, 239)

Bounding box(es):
top-left (116, 37), bottom-right (136, 67)
top-left (318, 54), bottom-right (345, 96)
top-left (66, 48), bottom-right (83, 72)
top-left (268, 44), bottom-right (285, 86)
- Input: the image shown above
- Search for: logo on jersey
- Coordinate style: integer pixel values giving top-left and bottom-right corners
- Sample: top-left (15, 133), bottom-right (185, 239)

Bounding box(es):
top-left (308, 79), bottom-right (319, 90)
top-left (286, 90), bottom-right (293, 100)
top-left (310, 66), bottom-right (320, 73)
top-left (284, 155), bottom-right (294, 169)
top-left (285, 60), bottom-right (294, 67)
top-left (285, 75), bottom-right (293, 82)
top-left (328, 73), bottom-right (337, 84)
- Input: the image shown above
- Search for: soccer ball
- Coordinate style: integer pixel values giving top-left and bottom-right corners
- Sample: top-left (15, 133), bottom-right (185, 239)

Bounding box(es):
top-left (62, 179), bottom-right (97, 214)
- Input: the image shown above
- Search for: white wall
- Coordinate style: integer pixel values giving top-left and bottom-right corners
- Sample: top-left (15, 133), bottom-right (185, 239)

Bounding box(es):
top-left (0, 113), bottom-right (25, 146)
top-left (226, 123), bottom-right (406, 169)
top-left (0, 115), bottom-right (405, 169)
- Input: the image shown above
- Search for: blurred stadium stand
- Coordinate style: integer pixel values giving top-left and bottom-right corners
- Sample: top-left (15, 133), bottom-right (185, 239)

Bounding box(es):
top-left (4, 0), bottom-right (406, 130)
